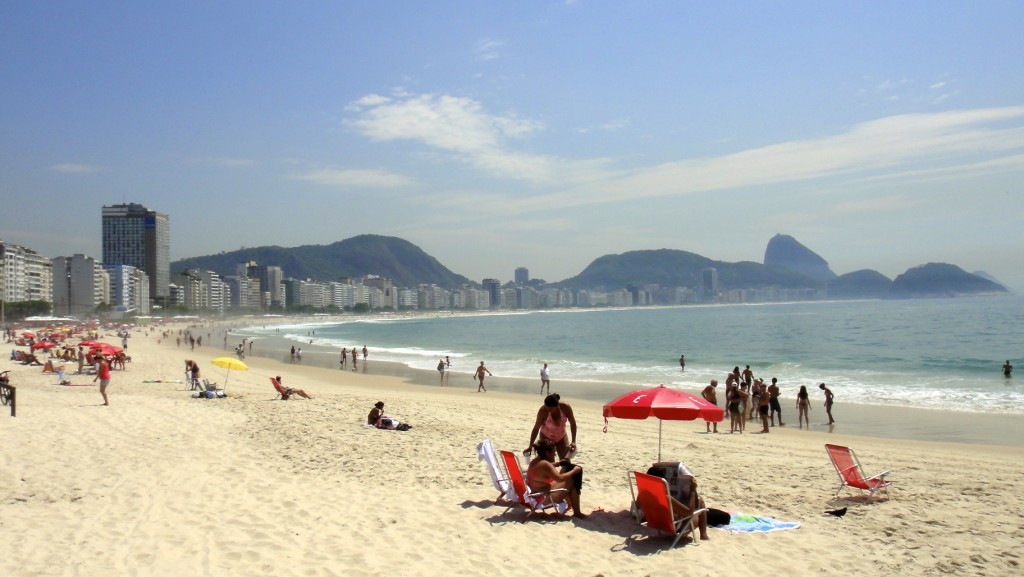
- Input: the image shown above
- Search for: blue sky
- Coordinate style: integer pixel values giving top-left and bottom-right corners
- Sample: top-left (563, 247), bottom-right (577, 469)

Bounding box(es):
top-left (2, 1), bottom-right (1023, 290)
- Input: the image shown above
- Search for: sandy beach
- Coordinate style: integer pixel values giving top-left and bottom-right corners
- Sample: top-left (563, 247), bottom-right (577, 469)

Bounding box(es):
top-left (2, 322), bottom-right (1023, 577)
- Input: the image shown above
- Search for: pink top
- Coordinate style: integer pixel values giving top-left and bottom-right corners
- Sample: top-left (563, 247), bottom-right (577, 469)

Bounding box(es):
top-left (540, 409), bottom-right (568, 443)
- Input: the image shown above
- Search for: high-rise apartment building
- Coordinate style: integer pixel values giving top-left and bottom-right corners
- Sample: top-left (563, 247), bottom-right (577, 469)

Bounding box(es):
top-left (481, 278), bottom-right (501, 309)
top-left (514, 267), bottom-right (529, 285)
top-left (102, 203), bottom-right (170, 304)
top-left (1, 240), bottom-right (54, 306)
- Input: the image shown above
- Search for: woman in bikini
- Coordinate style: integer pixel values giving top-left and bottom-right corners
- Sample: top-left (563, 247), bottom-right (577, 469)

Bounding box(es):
top-left (526, 439), bottom-right (586, 519)
top-left (796, 385), bottom-right (811, 428)
top-left (526, 393), bottom-right (578, 460)
top-left (727, 384), bottom-right (746, 433)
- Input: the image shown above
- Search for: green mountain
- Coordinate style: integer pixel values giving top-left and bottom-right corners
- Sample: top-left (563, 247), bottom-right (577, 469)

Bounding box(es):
top-left (826, 269), bottom-right (892, 299)
top-left (558, 248), bottom-right (817, 290)
top-left (171, 235), bottom-right (472, 289)
top-left (889, 263), bottom-right (1008, 298)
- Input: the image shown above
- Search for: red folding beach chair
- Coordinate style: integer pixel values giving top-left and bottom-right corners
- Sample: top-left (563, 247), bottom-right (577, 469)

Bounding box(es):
top-left (825, 443), bottom-right (893, 499)
top-left (498, 450), bottom-right (568, 521)
top-left (629, 470), bottom-right (705, 549)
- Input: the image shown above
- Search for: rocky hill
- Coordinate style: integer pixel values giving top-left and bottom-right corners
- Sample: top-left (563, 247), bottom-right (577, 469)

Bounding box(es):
top-left (558, 248), bottom-right (815, 290)
top-left (763, 234), bottom-right (837, 282)
top-left (826, 269), bottom-right (892, 299)
top-left (889, 263), bottom-right (1008, 298)
top-left (171, 235), bottom-right (471, 289)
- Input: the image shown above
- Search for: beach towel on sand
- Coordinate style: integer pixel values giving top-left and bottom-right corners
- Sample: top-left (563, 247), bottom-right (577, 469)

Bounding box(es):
top-left (716, 513), bottom-right (800, 533)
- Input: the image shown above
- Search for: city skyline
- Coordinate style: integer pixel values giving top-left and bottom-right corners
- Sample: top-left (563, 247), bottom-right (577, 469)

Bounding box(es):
top-left (2, 2), bottom-right (1023, 290)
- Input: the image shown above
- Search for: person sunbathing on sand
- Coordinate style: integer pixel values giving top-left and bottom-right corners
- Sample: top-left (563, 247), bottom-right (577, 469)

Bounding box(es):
top-left (527, 439), bottom-right (587, 519)
top-left (274, 376), bottom-right (313, 399)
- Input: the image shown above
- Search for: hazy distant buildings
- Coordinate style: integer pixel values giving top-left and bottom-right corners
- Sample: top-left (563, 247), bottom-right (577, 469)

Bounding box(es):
top-left (102, 203), bottom-right (170, 305)
top-left (104, 263), bottom-right (150, 315)
top-left (2, 241), bottom-right (53, 308)
top-left (515, 267), bottom-right (529, 285)
top-left (481, 278), bottom-right (501, 309)
top-left (701, 267), bottom-right (719, 301)
top-left (51, 254), bottom-right (107, 317)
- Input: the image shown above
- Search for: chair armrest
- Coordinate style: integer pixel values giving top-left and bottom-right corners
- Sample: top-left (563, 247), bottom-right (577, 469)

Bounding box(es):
top-left (867, 470), bottom-right (891, 481)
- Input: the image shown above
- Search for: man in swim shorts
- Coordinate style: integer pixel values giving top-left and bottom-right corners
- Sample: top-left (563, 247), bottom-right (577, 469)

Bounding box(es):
top-left (701, 380), bottom-right (719, 433)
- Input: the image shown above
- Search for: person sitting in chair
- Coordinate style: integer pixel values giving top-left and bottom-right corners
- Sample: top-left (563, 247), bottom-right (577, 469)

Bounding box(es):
top-left (274, 376), bottom-right (313, 399)
top-left (647, 464), bottom-right (710, 541)
top-left (526, 438), bottom-right (587, 519)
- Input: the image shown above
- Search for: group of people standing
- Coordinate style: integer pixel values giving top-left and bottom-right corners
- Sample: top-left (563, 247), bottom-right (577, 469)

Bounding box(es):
top-left (338, 345), bottom-right (368, 370)
top-left (700, 366), bottom-right (836, 433)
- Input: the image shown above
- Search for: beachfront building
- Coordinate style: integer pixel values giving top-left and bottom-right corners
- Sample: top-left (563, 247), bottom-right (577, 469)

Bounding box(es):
top-left (700, 267), bottom-right (719, 302)
top-left (51, 254), bottom-right (108, 317)
top-left (101, 203), bottom-right (170, 307)
top-left (2, 241), bottom-right (54, 310)
top-left (397, 287), bottom-right (418, 309)
top-left (481, 278), bottom-right (501, 309)
top-left (514, 267), bottom-right (529, 285)
top-left (104, 263), bottom-right (150, 316)
top-left (240, 262), bottom-right (284, 309)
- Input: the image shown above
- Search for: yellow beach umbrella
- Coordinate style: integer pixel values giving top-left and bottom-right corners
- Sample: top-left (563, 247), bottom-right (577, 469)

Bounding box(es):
top-left (210, 356), bottom-right (248, 390)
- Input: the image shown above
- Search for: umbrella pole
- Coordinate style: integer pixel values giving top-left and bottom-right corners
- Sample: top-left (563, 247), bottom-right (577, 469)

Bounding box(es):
top-left (658, 420), bottom-right (663, 462)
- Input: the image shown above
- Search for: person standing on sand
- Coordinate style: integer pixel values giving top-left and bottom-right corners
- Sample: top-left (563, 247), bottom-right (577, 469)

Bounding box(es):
top-left (93, 356), bottom-right (111, 406)
top-left (679, 354), bottom-right (685, 371)
top-left (475, 361), bottom-right (492, 392)
top-left (362, 345), bottom-right (368, 363)
top-left (796, 385), bottom-right (811, 428)
top-left (437, 358), bottom-right (447, 383)
top-left (701, 380), bottom-right (719, 433)
top-left (727, 384), bottom-right (746, 433)
top-left (351, 348), bottom-right (358, 371)
top-left (340, 348), bottom-right (347, 369)
top-left (768, 377), bottom-right (785, 427)
top-left (757, 386), bottom-right (771, 433)
top-left (540, 363), bottom-right (551, 395)
top-left (819, 383), bottom-right (835, 424)
top-left (1003, 360), bottom-right (1013, 377)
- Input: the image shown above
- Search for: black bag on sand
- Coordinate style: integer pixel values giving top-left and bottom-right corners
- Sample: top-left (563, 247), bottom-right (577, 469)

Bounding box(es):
top-left (707, 508), bottom-right (731, 527)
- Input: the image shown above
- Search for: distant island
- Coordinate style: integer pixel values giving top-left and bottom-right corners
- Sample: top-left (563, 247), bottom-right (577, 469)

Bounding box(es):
top-left (171, 233), bottom-right (1009, 308)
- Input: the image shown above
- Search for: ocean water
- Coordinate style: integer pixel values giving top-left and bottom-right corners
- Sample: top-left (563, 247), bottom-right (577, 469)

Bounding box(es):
top-left (236, 296), bottom-right (1024, 415)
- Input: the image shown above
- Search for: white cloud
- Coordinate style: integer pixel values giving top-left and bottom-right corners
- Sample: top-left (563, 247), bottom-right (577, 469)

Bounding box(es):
top-left (292, 167), bottom-right (414, 188)
top-left (346, 92), bottom-right (565, 182)
top-left (49, 163), bottom-right (100, 173)
top-left (474, 38), bottom-right (504, 61)
top-left (524, 105), bottom-right (1024, 212)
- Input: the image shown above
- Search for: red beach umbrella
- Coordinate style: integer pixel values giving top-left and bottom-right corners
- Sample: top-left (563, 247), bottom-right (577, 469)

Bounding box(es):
top-left (78, 340), bottom-right (103, 348)
top-left (31, 342), bottom-right (57, 350)
top-left (603, 384), bottom-right (725, 461)
top-left (89, 344), bottom-right (123, 356)
top-left (21, 331), bottom-right (36, 339)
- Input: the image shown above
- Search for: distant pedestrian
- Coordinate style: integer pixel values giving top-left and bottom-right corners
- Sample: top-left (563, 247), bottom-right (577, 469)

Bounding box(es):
top-left (340, 348), bottom-right (348, 369)
top-left (437, 358), bottom-right (447, 383)
top-left (475, 361), bottom-right (492, 392)
top-left (93, 356), bottom-right (112, 406)
top-left (679, 354), bottom-right (686, 371)
top-left (819, 382), bottom-right (835, 425)
top-left (539, 363), bottom-right (551, 395)
top-left (352, 348), bottom-right (358, 371)
top-left (1003, 360), bottom-right (1013, 378)
top-left (768, 377), bottom-right (785, 427)
top-left (362, 345), bottom-right (368, 362)
top-left (796, 385), bottom-right (811, 428)
top-left (290, 346), bottom-right (295, 361)
top-left (296, 348), bottom-right (303, 362)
